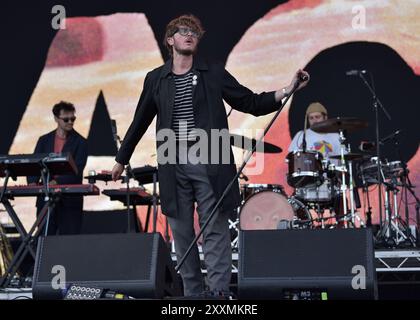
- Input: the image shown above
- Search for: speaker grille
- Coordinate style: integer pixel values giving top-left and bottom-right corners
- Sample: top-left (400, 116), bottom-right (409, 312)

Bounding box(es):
top-left (32, 232), bottom-right (184, 299)
top-left (36, 233), bottom-right (154, 282)
top-left (241, 229), bottom-right (371, 278)
top-left (238, 228), bottom-right (377, 299)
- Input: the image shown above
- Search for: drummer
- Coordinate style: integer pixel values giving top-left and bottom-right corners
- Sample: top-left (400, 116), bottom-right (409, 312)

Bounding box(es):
top-left (288, 102), bottom-right (342, 163)
top-left (288, 102), bottom-right (346, 226)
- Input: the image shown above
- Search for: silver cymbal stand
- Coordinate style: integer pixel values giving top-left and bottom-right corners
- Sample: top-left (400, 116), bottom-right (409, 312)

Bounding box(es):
top-left (347, 158), bottom-right (365, 227)
top-left (348, 159), bottom-right (356, 224)
top-left (337, 130), bottom-right (364, 228)
top-left (337, 129), bottom-right (349, 228)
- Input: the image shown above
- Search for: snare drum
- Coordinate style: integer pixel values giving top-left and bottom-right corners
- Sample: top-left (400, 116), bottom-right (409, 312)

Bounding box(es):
top-left (239, 189), bottom-right (311, 230)
top-left (286, 150), bottom-right (323, 188)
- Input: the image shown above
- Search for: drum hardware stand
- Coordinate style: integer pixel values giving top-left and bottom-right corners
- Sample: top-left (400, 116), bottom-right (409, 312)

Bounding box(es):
top-left (312, 212), bottom-right (335, 229)
top-left (319, 207), bottom-right (327, 229)
top-left (348, 159), bottom-right (356, 225)
top-left (326, 166), bottom-right (341, 228)
top-left (361, 179), bottom-right (373, 227)
top-left (337, 129), bottom-right (350, 228)
top-left (400, 170), bottom-right (420, 246)
top-left (319, 203), bottom-right (336, 228)
top-left (380, 179), bottom-right (415, 247)
top-left (392, 133), bottom-right (417, 247)
top-left (336, 128), bottom-right (366, 228)
top-left (347, 159), bottom-right (365, 228)
top-left (175, 74), bottom-right (308, 273)
top-left (357, 71), bottom-right (392, 243)
top-left (311, 202), bottom-right (328, 229)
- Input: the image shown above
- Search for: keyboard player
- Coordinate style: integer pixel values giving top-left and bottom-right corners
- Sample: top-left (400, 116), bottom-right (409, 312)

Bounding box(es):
top-left (27, 101), bottom-right (88, 235)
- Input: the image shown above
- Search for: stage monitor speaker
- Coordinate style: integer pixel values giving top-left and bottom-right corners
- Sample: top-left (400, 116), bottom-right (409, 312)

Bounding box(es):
top-left (238, 228), bottom-right (377, 300)
top-left (32, 232), bottom-right (181, 299)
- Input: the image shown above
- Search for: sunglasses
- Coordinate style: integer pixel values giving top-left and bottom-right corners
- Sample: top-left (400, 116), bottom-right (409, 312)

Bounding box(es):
top-left (58, 116), bottom-right (76, 123)
top-left (176, 27), bottom-right (200, 38)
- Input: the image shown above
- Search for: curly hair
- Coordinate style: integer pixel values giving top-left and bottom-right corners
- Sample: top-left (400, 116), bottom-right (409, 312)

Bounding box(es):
top-left (52, 101), bottom-right (75, 117)
top-left (163, 14), bottom-right (205, 56)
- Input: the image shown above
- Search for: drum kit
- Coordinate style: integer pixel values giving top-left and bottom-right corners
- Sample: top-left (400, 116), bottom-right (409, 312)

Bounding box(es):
top-left (236, 117), bottom-right (417, 248)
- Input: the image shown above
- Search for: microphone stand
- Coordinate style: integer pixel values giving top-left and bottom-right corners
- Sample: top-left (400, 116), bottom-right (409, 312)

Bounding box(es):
top-left (175, 79), bottom-right (304, 273)
top-left (358, 72), bottom-right (391, 245)
top-left (302, 119), bottom-right (307, 152)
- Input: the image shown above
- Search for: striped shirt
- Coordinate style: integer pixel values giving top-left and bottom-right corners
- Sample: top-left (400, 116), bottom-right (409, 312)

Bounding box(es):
top-left (172, 71), bottom-right (196, 141)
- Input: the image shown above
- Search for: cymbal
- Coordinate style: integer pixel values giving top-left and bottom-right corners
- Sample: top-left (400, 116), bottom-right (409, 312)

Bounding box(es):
top-left (311, 117), bottom-right (368, 133)
top-left (230, 134), bottom-right (282, 154)
top-left (329, 153), bottom-right (370, 161)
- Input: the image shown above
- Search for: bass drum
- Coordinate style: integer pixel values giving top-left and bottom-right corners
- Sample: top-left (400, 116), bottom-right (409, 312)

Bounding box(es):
top-left (239, 190), bottom-right (311, 230)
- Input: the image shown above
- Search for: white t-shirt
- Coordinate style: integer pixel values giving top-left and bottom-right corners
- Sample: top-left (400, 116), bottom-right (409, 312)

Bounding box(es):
top-left (288, 128), bottom-right (342, 161)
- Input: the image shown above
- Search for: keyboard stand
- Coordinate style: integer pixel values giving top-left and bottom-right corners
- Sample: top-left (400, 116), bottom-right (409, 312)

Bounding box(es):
top-left (0, 195), bottom-right (59, 288)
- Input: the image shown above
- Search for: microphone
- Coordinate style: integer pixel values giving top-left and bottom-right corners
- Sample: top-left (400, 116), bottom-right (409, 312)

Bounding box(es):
top-left (345, 69), bottom-right (366, 76)
top-left (380, 129), bottom-right (402, 144)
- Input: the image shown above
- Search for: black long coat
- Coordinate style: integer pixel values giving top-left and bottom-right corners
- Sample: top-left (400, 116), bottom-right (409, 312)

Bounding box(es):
top-left (116, 58), bottom-right (280, 217)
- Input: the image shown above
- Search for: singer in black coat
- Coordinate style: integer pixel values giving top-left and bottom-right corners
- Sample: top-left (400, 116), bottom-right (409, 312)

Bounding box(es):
top-left (116, 58), bottom-right (280, 218)
top-left (27, 129), bottom-right (88, 234)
